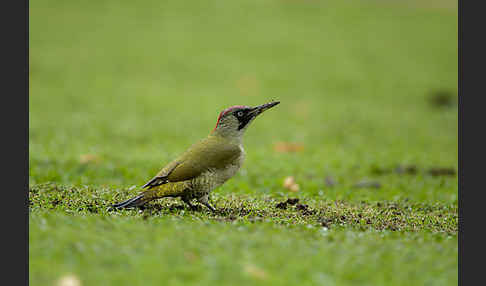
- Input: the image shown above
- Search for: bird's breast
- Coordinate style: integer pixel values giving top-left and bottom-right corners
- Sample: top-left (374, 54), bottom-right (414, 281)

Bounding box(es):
top-left (191, 148), bottom-right (245, 193)
top-left (210, 149), bottom-right (245, 186)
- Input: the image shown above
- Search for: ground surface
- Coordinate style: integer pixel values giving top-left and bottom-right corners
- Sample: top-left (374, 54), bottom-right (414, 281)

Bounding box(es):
top-left (29, 0), bottom-right (457, 285)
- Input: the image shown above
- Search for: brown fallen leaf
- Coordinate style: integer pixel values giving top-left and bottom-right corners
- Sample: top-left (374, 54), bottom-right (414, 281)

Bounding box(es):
top-left (283, 176), bottom-right (300, 192)
top-left (244, 264), bottom-right (268, 280)
top-left (184, 252), bottom-right (198, 263)
top-left (283, 176), bottom-right (295, 188)
top-left (79, 154), bottom-right (101, 164)
top-left (289, 183), bottom-right (300, 192)
top-left (273, 142), bottom-right (304, 153)
top-left (57, 274), bottom-right (81, 286)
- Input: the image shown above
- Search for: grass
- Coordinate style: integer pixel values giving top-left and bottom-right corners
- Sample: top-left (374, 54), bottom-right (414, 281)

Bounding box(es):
top-left (29, 0), bottom-right (458, 285)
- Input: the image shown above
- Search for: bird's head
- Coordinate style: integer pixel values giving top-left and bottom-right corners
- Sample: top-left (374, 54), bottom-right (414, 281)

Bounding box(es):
top-left (211, 101), bottom-right (280, 139)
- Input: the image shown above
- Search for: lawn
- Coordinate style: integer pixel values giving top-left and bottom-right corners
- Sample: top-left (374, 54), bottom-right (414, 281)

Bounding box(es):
top-left (29, 0), bottom-right (458, 285)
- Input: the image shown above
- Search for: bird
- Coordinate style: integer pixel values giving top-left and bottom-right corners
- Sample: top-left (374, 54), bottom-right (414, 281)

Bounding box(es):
top-left (112, 101), bottom-right (280, 212)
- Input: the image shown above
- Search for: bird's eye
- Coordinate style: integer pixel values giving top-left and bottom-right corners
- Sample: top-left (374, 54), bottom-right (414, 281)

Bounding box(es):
top-left (237, 111), bottom-right (244, 117)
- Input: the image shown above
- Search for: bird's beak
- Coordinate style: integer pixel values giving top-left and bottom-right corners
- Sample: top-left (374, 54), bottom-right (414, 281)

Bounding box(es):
top-left (249, 101), bottom-right (280, 118)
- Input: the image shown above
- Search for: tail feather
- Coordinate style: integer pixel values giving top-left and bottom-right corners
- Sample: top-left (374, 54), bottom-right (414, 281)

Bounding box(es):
top-left (112, 194), bottom-right (145, 209)
top-left (112, 181), bottom-right (189, 210)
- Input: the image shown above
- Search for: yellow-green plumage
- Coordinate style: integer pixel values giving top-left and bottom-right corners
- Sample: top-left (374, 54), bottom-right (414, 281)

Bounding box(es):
top-left (113, 134), bottom-right (244, 211)
top-left (152, 135), bottom-right (242, 184)
top-left (137, 181), bottom-right (190, 203)
top-left (112, 101), bottom-right (279, 211)
top-left (138, 135), bottom-right (243, 203)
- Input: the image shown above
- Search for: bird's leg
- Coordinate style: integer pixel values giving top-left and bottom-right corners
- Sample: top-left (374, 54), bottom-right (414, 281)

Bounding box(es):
top-left (181, 196), bottom-right (196, 211)
top-left (197, 194), bottom-right (216, 212)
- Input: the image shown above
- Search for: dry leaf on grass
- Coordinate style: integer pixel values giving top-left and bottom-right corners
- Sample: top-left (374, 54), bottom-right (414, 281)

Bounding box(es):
top-left (57, 274), bottom-right (81, 286)
top-left (184, 252), bottom-right (198, 263)
top-left (273, 142), bottom-right (304, 153)
top-left (79, 154), bottom-right (101, 164)
top-left (244, 264), bottom-right (268, 280)
top-left (283, 176), bottom-right (300, 192)
top-left (289, 184), bottom-right (300, 192)
top-left (283, 176), bottom-right (295, 188)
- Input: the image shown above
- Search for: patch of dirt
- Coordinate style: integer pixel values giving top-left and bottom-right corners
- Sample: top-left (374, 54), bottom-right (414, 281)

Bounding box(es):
top-left (296, 204), bottom-right (308, 211)
top-left (295, 203), bottom-right (316, 216)
top-left (275, 201), bottom-right (287, 209)
top-left (325, 176), bottom-right (336, 187)
top-left (353, 180), bottom-right (381, 189)
top-left (428, 167), bottom-right (456, 177)
top-left (427, 89), bottom-right (456, 108)
top-left (370, 165), bottom-right (456, 177)
top-left (216, 207), bottom-right (252, 217)
top-left (395, 165), bottom-right (418, 175)
top-left (275, 198), bottom-right (300, 209)
top-left (370, 164), bottom-right (456, 177)
top-left (370, 166), bottom-right (391, 175)
top-left (286, 198), bottom-right (299, 205)
top-left (371, 164), bottom-right (418, 176)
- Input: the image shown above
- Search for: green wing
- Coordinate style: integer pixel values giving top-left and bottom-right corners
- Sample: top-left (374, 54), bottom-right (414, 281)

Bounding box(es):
top-left (142, 136), bottom-right (241, 189)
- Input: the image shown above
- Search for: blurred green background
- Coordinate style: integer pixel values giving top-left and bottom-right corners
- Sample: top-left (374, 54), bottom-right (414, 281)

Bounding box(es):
top-left (29, 0), bottom-right (457, 285)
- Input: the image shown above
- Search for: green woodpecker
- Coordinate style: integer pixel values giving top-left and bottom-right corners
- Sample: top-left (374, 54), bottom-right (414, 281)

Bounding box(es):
top-left (113, 101), bottom-right (280, 212)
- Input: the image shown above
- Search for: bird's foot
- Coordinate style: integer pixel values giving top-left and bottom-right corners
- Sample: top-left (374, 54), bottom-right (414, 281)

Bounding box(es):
top-left (200, 201), bottom-right (216, 213)
top-left (196, 194), bottom-right (216, 213)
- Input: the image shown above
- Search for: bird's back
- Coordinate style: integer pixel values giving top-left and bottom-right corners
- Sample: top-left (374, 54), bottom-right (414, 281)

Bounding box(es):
top-left (145, 135), bottom-right (244, 198)
top-left (163, 135), bottom-right (242, 182)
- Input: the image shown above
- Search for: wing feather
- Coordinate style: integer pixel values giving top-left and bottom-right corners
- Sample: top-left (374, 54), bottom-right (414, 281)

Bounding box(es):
top-left (141, 136), bottom-right (241, 189)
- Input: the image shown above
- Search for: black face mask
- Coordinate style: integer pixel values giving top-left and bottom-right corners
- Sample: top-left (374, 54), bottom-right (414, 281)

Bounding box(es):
top-left (234, 109), bottom-right (253, 130)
